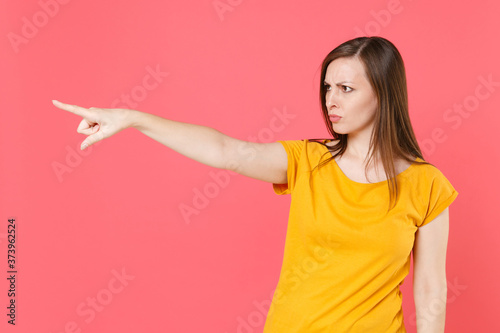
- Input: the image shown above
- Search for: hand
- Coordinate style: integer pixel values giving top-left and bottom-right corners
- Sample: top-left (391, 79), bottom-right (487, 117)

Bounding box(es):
top-left (53, 100), bottom-right (135, 150)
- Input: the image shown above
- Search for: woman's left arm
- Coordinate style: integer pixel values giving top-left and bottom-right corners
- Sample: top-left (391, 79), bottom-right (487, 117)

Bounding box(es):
top-left (413, 207), bottom-right (450, 333)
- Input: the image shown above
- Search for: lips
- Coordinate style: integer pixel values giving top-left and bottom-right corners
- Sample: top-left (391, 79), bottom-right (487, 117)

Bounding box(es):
top-left (329, 114), bottom-right (342, 121)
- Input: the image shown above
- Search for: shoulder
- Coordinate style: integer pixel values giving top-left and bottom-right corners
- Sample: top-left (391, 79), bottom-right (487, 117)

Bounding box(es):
top-left (410, 158), bottom-right (447, 177)
top-left (406, 159), bottom-right (458, 200)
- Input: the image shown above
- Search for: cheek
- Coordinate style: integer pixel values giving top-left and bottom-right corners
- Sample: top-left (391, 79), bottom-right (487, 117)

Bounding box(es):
top-left (358, 95), bottom-right (378, 116)
top-left (341, 93), bottom-right (377, 117)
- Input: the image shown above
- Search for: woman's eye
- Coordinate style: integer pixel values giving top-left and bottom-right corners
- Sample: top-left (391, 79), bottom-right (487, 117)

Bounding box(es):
top-left (324, 84), bottom-right (352, 92)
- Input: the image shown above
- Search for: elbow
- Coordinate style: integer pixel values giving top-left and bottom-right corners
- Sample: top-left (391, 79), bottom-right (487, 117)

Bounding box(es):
top-left (413, 281), bottom-right (447, 303)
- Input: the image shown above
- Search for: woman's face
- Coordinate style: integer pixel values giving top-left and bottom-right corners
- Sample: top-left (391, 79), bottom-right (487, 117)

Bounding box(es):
top-left (324, 57), bottom-right (378, 136)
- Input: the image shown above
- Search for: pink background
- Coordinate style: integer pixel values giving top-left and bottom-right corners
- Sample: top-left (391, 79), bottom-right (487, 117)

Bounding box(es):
top-left (1, 0), bottom-right (499, 332)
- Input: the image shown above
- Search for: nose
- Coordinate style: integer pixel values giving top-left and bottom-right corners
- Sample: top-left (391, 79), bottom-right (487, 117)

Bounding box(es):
top-left (325, 89), bottom-right (338, 111)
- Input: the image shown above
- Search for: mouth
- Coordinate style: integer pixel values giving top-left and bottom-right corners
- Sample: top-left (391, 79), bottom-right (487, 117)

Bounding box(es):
top-left (329, 114), bottom-right (342, 121)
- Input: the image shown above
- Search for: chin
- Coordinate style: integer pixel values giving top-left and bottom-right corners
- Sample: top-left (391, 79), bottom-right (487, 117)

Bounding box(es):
top-left (331, 127), bottom-right (348, 135)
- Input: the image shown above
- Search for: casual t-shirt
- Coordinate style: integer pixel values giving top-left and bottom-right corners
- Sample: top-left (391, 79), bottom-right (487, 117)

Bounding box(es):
top-left (263, 139), bottom-right (459, 333)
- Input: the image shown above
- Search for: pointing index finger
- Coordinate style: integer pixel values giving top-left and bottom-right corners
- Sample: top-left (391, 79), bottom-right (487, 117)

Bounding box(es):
top-left (52, 100), bottom-right (90, 118)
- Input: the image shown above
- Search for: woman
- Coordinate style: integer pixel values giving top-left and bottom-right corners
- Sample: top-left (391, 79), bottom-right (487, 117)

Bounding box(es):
top-left (54, 36), bottom-right (458, 332)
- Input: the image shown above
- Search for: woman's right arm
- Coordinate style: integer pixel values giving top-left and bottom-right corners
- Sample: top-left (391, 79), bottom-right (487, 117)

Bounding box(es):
top-left (53, 100), bottom-right (288, 184)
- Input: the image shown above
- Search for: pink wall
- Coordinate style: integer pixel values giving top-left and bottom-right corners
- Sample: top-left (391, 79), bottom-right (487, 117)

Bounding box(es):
top-left (1, 0), bottom-right (498, 332)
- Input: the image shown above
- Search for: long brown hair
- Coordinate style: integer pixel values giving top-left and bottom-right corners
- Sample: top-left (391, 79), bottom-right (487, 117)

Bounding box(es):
top-left (308, 36), bottom-right (432, 212)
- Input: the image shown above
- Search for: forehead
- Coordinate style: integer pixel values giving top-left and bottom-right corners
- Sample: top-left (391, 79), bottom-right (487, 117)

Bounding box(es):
top-left (325, 57), bottom-right (368, 83)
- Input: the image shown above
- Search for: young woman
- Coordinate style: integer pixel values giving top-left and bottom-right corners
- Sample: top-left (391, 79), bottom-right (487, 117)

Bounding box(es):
top-left (54, 36), bottom-right (458, 333)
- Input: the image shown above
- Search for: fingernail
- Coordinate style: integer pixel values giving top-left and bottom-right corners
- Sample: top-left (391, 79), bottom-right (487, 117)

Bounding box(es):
top-left (81, 143), bottom-right (88, 150)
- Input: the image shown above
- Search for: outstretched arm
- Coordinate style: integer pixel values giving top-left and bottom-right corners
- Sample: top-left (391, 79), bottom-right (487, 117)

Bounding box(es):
top-left (129, 109), bottom-right (228, 170)
top-left (53, 100), bottom-right (288, 183)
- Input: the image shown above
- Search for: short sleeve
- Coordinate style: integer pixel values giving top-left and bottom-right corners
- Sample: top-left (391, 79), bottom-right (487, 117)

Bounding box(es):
top-left (272, 140), bottom-right (305, 195)
top-left (418, 169), bottom-right (459, 228)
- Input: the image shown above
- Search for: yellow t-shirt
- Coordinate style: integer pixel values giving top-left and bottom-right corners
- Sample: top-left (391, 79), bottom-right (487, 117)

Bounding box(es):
top-left (264, 139), bottom-right (459, 333)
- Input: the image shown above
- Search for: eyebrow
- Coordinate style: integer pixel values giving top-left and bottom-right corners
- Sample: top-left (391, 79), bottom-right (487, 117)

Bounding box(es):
top-left (323, 80), bottom-right (354, 85)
